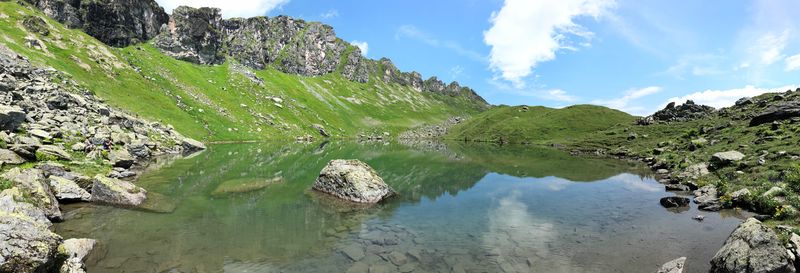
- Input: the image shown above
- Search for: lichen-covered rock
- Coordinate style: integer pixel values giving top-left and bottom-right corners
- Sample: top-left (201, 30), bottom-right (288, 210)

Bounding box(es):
top-left (0, 188), bottom-right (62, 273)
top-left (37, 145), bottom-right (73, 161)
top-left (154, 6), bottom-right (225, 65)
top-left (710, 218), bottom-right (795, 273)
top-left (108, 148), bottom-right (135, 169)
top-left (313, 159), bottom-right (395, 203)
top-left (58, 238), bottom-right (96, 273)
top-left (90, 175), bottom-right (147, 207)
top-left (1, 168), bottom-right (62, 221)
top-left (24, 0), bottom-right (168, 47)
top-left (711, 151), bottom-right (746, 168)
top-left (48, 176), bottom-right (91, 202)
top-left (0, 148), bottom-right (26, 165)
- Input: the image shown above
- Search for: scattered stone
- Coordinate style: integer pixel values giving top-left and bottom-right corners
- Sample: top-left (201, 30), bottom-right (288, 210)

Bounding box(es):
top-left (693, 215), bottom-right (705, 221)
top-left (108, 149), bottom-right (135, 169)
top-left (313, 159), bottom-right (395, 203)
top-left (29, 129), bottom-right (51, 139)
top-left (90, 175), bottom-right (147, 207)
top-left (730, 188), bottom-right (751, 204)
top-left (660, 196), bottom-right (690, 208)
top-left (711, 151), bottom-right (745, 168)
top-left (710, 218), bottom-right (795, 273)
top-left (37, 145), bottom-right (73, 161)
top-left (0, 148), bottom-right (26, 164)
top-left (387, 251), bottom-right (408, 266)
top-left (0, 105), bottom-right (26, 132)
top-left (656, 257), bottom-right (686, 273)
top-left (340, 245), bottom-right (364, 261)
top-left (665, 184), bottom-right (691, 192)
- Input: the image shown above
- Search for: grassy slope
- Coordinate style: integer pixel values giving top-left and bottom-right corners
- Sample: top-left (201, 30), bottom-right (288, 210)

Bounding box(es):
top-left (0, 2), bottom-right (484, 142)
top-left (447, 104), bottom-right (636, 144)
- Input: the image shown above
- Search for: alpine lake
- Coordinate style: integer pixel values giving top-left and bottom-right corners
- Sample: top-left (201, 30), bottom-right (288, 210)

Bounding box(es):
top-left (54, 141), bottom-right (751, 273)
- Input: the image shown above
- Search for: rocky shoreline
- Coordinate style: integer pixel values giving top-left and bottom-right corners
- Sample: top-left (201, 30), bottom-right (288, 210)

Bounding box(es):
top-left (0, 43), bottom-right (205, 272)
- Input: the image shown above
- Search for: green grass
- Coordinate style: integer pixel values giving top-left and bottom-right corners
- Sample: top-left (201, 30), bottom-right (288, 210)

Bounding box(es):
top-left (446, 104), bottom-right (636, 144)
top-left (0, 2), bottom-right (485, 142)
top-left (0, 178), bottom-right (12, 191)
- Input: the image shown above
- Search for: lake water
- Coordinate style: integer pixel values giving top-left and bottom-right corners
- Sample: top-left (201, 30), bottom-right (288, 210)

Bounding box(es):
top-left (55, 141), bottom-right (750, 273)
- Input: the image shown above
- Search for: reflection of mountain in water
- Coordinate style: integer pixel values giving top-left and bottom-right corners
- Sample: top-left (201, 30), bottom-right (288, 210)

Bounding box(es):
top-left (55, 141), bottom-right (644, 272)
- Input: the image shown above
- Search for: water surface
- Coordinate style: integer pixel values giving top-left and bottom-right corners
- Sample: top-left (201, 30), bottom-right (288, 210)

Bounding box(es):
top-left (56, 141), bottom-right (749, 273)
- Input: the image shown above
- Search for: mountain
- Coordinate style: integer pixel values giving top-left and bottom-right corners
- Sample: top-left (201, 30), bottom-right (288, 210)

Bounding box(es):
top-left (446, 104), bottom-right (636, 144)
top-left (2, 0), bottom-right (488, 142)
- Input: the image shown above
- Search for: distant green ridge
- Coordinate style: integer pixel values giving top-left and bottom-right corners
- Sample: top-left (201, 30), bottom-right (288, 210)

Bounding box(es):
top-left (447, 104), bottom-right (636, 144)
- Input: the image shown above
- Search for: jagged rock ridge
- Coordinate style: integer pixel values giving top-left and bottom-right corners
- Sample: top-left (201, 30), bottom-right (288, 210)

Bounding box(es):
top-left (23, 0), bottom-right (168, 47)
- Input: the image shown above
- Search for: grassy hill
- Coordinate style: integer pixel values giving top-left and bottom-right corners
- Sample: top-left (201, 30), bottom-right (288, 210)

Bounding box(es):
top-left (446, 104), bottom-right (636, 144)
top-left (0, 2), bottom-right (485, 142)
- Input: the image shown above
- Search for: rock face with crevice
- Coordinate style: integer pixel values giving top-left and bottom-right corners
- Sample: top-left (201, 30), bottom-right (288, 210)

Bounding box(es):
top-left (153, 6), bottom-right (225, 65)
top-left (23, 0), bottom-right (169, 47)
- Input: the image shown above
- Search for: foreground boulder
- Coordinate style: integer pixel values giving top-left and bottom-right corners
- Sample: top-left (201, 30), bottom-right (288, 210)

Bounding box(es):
top-left (0, 105), bottom-right (26, 131)
top-left (313, 159), bottom-right (395, 203)
top-left (656, 257), bottom-right (686, 273)
top-left (710, 218), bottom-right (795, 273)
top-left (0, 189), bottom-right (63, 273)
top-left (90, 175), bottom-right (147, 207)
top-left (1, 168), bottom-right (62, 221)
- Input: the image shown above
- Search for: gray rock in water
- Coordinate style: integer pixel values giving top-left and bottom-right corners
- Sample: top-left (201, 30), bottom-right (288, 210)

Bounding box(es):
top-left (656, 257), bottom-right (686, 273)
top-left (660, 196), bottom-right (690, 208)
top-left (90, 175), bottom-right (147, 207)
top-left (711, 151), bottom-right (745, 168)
top-left (58, 238), bottom-right (96, 273)
top-left (181, 137), bottom-right (206, 153)
top-left (1, 168), bottom-right (62, 221)
top-left (0, 105), bottom-right (26, 132)
top-left (313, 159), bottom-right (395, 203)
top-left (312, 124), bottom-right (330, 138)
top-left (710, 218), bottom-right (795, 273)
top-left (0, 189), bottom-right (62, 273)
top-left (0, 148), bottom-right (26, 165)
top-left (48, 176), bottom-right (91, 202)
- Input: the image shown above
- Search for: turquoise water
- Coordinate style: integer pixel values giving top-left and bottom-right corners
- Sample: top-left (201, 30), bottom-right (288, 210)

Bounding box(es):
top-left (55, 141), bottom-right (749, 273)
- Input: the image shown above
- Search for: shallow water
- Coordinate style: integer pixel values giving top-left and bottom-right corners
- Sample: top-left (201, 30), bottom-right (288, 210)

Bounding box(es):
top-left (55, 141), bottom-right (749, 273)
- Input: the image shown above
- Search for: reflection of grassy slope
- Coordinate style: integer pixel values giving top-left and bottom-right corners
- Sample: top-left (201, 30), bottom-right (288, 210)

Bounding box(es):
top-left (447, 105), bottom-right (635, 144)
top-left (0, 2), bottom-right (483, 141)
top-left (446, 142), bottom-right (645, 182)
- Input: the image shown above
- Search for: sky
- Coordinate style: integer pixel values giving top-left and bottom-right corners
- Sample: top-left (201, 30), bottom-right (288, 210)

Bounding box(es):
top-left (155, 0), bottom-right (800, 116)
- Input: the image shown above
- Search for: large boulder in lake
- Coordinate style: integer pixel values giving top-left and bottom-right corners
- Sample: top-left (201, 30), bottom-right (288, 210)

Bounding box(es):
top-left (0, 189), bottom-right (63, 273)
top-left (90, 175), bottom-right (147, 207)
top-left (660, 196), bottom-right (690, 208)
top-left (313, 159), bottom-right (395, 203)
top-left (710, 218), bottom-right (795, 273)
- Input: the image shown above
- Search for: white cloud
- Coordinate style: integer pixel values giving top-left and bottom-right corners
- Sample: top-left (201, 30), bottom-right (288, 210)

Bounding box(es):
top-left (754, 30), bottom-right (790, 65)
top-left (591, 86), bottom-right (661, 115)
top-left (351, 41), bottom-right (368, 56)
top-left (547, 89), bottom-right (578, 102)
top-left (155, 0), bottom-right (289, 18)
top-left (665, 85), bottom-right (799, 109)
top-left (483, 0), bottom-right (615, 85)
top-left (662, 54), bottom-right (726, 79)
top-left (320, 9), bottom-right (339, 19)
top-left (450, 65), bottom-right (464, 80)
top-left (786, 54), bottom-right (800, 71)
top-left (395, 25), bottom-right (485, 62)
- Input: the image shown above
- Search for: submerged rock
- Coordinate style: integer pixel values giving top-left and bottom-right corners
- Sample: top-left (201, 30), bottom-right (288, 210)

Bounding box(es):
top-left (90, 175), bottom-right (147, 207)
top-left (656, 257), bottom-right (686, 273)
top-left (710, 218), bottom-right (795, 273)
top-left (313, 159), bottom-right (395, 203)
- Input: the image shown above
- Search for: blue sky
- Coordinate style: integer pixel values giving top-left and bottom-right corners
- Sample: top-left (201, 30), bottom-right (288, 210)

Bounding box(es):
top-left (156, 0), bottom-right (800, 115)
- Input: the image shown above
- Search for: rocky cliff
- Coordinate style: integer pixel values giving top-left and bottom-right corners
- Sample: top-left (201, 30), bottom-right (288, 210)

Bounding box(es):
top-left (20, 1), bottom-right (488, 107)
top-left (23, 0), bottom-right (168, 47)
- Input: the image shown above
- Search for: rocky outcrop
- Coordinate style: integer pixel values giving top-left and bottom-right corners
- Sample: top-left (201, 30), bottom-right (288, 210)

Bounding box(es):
top-left (154, 6), bottom-right (225, 65)
top-left (90, 175), bottom-right (147, 207)
top-left (750, 101), bottom-right (800, 126)
top-left (640, 100), bottom-right (715, 124)
top-left (23, 0), bottom-right (169, 47)
top-left (0, 189), bottom-right (62, 273)
top-left (313, 159), bottom-right (395, 203)
top-left (710, 218), bottom-right (795, 273)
